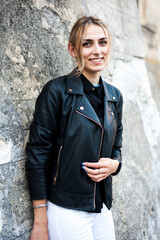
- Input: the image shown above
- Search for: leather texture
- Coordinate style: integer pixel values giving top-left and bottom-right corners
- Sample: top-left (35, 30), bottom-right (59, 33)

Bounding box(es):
top-left (26, 74), bottom-right (123, 210)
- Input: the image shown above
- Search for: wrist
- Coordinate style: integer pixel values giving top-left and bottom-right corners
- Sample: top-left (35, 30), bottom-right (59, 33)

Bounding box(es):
top-left (112, 158), bottom-right (122, 175)
top-left (33, 203), bottom-right (48, 225)
top-left (34, 220), bottom-right (48, 226)
top-left (33, 203), bottom-right (48, 209)
top-left (34, 213), bottom-right (48, 225)
top-left (112, 160), bottom-right (119, 173)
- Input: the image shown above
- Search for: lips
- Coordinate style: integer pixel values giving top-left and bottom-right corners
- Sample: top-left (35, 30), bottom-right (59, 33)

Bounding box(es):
top-left (89, 57), bottom-right (104, 63)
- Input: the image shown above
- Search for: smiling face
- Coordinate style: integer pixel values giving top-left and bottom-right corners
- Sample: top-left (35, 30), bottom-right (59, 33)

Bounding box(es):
top-left (68, 17), bottom-right (111, 80)
top-left (81, 24), bottom-right (109, 78)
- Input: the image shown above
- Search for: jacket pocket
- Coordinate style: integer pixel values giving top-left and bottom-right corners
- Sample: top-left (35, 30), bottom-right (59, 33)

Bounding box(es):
top-left (53, 146), bottom-right (63, 185)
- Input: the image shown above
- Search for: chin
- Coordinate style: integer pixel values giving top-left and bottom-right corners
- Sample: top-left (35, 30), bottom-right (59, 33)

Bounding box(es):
top-left (89, 67), bottom-right (105, 72)
top-left (86, 64), bottom-right (106, 72)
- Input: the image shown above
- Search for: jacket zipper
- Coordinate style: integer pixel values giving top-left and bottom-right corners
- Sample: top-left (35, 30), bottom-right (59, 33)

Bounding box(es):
top-left (53, 146), bottom-right (63, 185)
top-left (76, 110), bottom-right (104, 209)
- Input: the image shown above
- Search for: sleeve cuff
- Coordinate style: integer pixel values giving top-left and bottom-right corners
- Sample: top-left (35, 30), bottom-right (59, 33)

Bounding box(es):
top-left (111, 158), bottom-right (122, 176)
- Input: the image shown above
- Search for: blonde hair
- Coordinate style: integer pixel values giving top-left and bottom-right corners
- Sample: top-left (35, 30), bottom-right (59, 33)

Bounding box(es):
top-left (68, 16), bottom-right (111, 76)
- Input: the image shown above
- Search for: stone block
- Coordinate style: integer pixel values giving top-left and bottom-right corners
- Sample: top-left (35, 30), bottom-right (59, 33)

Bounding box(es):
top-left (0, 128), bottom-right (29, 164)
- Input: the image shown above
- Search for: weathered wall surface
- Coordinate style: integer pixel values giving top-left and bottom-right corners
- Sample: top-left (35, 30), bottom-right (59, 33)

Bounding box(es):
top-left (138, 0), bottom-right (160, 111)
top-left (0, 0), bottom-right (160, 239)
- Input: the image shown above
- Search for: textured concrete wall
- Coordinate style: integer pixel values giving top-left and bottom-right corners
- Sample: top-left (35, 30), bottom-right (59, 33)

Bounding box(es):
top-left (0, 0), bottom-right (160, 239)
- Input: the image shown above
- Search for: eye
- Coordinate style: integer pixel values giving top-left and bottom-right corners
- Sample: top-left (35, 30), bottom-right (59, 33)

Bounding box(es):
top-left (99, 40), bottom-right (107, 46)
top-left (82, 42), bottom-right (91, 47)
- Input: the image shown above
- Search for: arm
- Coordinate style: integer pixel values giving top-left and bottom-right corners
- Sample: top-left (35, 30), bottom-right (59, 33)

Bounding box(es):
top-left (26, 81), bottom-right (60, 239)
top-left (26, 80), bottom-right (60, 199)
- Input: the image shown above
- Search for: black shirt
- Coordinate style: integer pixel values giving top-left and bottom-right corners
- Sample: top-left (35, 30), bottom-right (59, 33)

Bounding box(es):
top-left (81, 74), bottom-right (105, 213)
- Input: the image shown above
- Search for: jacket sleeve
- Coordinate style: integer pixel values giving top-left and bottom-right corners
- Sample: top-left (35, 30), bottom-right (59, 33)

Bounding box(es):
top-left (111, 93), bottom-right (123, 176)
top-left (25, 80), bottom-right (60, 200)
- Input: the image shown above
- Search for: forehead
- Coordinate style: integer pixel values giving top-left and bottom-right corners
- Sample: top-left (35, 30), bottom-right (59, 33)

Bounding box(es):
top-left (83, 24), bottom-right (107, 39)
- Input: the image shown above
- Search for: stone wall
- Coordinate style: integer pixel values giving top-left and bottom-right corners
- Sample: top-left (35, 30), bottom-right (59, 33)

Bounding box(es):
top-left (138, 0), bottom-right (160, 112)
top-left (0, 0), bottom-right (159, 239)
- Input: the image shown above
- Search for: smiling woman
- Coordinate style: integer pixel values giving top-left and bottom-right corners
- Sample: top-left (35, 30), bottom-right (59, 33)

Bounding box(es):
top-left (68, 16), bottom-right (111, 78)
top-left (26, 16), bottom-right (123, 240)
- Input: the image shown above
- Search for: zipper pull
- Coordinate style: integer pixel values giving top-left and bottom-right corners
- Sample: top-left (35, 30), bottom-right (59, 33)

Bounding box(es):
top-left (53, 177), bottom-right (57, 185)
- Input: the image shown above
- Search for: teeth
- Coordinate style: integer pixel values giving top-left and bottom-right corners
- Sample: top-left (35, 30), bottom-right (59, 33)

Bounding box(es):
top-left (91, 58), bottom-right (102, 62)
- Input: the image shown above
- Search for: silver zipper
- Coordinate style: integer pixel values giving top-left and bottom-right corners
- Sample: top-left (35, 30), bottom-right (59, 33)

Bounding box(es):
top-left (53, 146), bottom-right (62, 185)
top-left (76, 110), bottom-right (104, 209)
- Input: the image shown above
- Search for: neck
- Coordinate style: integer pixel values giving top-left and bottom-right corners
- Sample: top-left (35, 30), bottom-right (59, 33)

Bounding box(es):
top-left (82, 71), bottom-right (101, 85)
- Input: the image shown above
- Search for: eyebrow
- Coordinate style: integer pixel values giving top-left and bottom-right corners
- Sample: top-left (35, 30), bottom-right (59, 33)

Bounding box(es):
top-left (82, 37), bottom-right (108, 41)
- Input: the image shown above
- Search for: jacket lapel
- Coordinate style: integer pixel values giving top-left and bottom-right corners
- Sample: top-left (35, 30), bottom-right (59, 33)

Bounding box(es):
top-left (76, 96), bottom-right (101, 125)
top-left (66, 74), bottom-right (101, 125)
top-left (102, 81), bottom-right (118, 129)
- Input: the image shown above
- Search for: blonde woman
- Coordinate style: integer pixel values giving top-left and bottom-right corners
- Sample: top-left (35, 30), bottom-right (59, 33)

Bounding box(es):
top-left (26, 16), bottom-right (123, 240)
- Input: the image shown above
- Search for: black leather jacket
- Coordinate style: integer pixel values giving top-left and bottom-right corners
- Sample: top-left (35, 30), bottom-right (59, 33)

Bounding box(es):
top-left (26, 74), bottom-right (123, 210)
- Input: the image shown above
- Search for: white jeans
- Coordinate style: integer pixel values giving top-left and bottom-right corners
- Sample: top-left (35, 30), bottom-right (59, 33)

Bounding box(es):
top-left (47, 201), bottom-right (116, 240)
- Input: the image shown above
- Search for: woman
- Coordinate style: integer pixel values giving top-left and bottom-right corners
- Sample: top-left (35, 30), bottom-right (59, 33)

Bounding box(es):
top-left (26, 16), bottom-right (123, 240)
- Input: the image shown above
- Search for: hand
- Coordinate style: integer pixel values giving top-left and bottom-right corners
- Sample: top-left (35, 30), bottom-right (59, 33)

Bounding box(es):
top-left (30, 223), bottom-right (49, 240)
top-left (82, 158), bottom-right (119, 182)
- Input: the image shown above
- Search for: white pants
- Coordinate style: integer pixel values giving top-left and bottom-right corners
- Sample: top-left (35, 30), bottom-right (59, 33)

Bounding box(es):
top-left (47, 201), bottom-right (116, 240)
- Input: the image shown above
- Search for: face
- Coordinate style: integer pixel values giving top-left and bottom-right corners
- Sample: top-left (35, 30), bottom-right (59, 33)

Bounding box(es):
top-left (80, 24), bottom-right (109, 77)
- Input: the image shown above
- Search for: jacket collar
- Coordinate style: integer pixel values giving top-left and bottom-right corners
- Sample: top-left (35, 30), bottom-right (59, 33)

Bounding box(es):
top-left (66, 75), bottom-right (84, 95)
top-left (66, 74), bottom-right (118, 102)
top-left (67, 74), bottom-right (118, 127)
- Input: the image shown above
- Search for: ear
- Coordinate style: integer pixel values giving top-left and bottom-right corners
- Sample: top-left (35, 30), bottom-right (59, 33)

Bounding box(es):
top-left (68, 43), bottom-right (77, 58)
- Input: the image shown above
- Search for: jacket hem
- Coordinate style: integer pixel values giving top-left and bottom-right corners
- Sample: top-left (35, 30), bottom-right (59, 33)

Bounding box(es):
top-left (48, 186), bottom-right (95, 211)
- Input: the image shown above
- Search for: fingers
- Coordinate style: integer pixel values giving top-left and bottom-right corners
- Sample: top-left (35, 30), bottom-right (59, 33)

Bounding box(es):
top-left (82, 165), bottom-right (110, 182)
top-left (82, 158), bottom-right (108, 169)
top-left (82, 161), bottom-right (103, 168)
top-left (88, 173), bottom-right (105, 182)
top-left (84, 166), bottom-right (100, 175)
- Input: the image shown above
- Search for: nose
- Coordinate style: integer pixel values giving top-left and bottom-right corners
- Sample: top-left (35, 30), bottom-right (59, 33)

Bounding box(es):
top-left (93, 43), bottom-right (101, 54)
